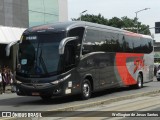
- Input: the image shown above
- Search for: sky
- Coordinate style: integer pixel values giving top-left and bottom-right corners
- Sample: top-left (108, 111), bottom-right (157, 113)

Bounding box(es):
top-left (68, 0), bottom-right (160, 41)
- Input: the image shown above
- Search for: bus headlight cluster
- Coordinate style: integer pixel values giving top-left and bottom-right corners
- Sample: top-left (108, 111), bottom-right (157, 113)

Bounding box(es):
top-left (16, 80), bottom-right (22, 84)
top-left (51, 74), bottom-right (71, 85)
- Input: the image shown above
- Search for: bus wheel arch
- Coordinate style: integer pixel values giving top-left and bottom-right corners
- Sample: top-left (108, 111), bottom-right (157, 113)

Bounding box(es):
top-left (85, 76), bottom-right (93, 92)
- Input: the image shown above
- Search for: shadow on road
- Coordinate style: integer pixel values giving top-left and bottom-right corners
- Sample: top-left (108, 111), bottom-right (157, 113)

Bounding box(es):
top-left (0, 85), bottom-right (149, 106)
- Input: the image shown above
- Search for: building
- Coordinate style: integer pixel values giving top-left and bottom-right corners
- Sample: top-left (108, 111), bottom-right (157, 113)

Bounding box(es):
top-left (0, 0), bottom-right (68, 28)
top-left (0, 0), bottom-right (68, 70)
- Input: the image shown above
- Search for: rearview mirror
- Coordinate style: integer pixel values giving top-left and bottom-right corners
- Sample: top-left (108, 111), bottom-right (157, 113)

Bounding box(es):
top-left (59, 36), bottom-right (78, 55)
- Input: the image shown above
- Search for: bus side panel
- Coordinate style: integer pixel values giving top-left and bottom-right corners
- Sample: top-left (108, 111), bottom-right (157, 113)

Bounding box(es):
top-left (77, 52), bottom-right (123, 91)
top-left (93, 53), bottom-right (119, 89)
top-left (115, 53), bottom-right (145, 86)
top-left (143, 53), bottom-right (154, 82)
top-left (77, 53), bottom-right (153, 91)
top-left (77, 53), bottom-right (99, 91)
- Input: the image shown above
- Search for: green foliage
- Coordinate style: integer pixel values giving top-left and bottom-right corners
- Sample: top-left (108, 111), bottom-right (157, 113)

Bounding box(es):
top-left (72, 14), bottom-right (150, 35)
top-left (72, 14), bottom-right (108, 25)
top-left (108, 17), bottom-right (124, 28)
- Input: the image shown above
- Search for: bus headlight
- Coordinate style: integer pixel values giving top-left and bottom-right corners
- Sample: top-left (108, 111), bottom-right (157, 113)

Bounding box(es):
top-left (16, 80), bottom-right (22, 84)
top-left (51, 74), bottom-right (71, 85)
top-left (51, 80), bottom-right (59, 84)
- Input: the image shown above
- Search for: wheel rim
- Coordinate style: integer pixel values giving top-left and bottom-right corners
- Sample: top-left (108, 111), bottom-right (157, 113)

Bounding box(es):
top-left (83, 83), bottom-right (90, 97)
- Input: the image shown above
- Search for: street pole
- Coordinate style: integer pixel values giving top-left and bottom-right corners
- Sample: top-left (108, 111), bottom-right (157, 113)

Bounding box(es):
top-left (135, 12), bottom-right (138, 33)
top-left (80, 10), bottom-right (87, 21)
top-left (135, 8), bottom-right (150, 33)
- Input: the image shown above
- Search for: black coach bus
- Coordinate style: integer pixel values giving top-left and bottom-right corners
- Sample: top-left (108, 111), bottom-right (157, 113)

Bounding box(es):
top-left (15, 21), bottom-right (154, 100)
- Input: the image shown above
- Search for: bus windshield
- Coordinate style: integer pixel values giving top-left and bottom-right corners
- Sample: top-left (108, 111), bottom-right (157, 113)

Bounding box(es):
top-left (17, 33), bottom-right (65, 76)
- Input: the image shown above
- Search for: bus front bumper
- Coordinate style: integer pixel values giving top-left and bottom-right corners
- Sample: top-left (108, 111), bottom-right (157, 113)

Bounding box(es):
top-left (15, 83), bottom-right (64, 96)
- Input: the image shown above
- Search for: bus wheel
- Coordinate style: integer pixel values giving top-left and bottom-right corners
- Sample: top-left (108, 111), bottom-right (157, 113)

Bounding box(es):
top-left (136, 74), bottom-right (143, 89)
top-left (81, 79), bottom-right (91, 100)
top-left (157, 78), bottom-right (160, 81)
top-left (40, 95), bottom-right (52, 100)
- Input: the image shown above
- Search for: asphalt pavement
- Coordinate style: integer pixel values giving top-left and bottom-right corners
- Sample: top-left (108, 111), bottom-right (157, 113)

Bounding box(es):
top-left (0, 77), bottom-right (160, 120)
top-left (0, 77), bottom-right (160, 112)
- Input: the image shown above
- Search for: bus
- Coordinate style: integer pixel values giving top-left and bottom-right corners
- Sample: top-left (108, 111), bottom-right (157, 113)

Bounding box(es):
top-left (15, 21), bottom-right (154, 100)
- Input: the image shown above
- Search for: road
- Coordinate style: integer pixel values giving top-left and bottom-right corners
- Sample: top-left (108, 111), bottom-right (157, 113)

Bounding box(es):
top-left (0, 78), bottom-right (160, 111)
top-left (0, 77), bottom-right (160, 118)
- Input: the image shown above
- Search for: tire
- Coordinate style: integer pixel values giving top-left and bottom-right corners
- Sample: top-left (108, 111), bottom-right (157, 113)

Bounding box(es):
top-left (81, 79), bottom-right (91, 100)
top-left (136, 74), bottom-right (143, 89)
top-left (157, 78), bottom-right (160, 81)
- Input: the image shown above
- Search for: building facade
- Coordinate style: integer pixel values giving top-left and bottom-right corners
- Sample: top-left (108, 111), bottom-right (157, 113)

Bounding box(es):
top-left (0, 0), bottom-right (68, 28)
top-left (0, 0), bottom-right (29, 28)
top-left (29, 0), bottom-right (68, 27)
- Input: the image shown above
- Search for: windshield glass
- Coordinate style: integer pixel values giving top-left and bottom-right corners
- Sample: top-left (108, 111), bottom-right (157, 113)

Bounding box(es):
top-left (17, 33), bottom-right (65, 76)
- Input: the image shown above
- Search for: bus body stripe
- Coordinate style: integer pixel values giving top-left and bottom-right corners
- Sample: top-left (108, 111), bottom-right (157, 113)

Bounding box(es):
top-left (116, 53), bottom-right (144, 86)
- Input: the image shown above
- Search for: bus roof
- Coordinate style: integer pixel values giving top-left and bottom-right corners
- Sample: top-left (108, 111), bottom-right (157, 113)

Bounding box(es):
top-left (25, 21), bottom-right (152, 39)
top-left (26, 21), bottom-right (124, 32)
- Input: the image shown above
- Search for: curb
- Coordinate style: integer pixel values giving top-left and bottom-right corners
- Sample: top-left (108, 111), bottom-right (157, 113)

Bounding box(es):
top-left (48, 89), bottom-right (160, 111)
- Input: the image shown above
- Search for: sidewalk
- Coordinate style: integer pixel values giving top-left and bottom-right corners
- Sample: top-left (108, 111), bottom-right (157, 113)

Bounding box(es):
top-left (0, 85), bottom-right (13, 94)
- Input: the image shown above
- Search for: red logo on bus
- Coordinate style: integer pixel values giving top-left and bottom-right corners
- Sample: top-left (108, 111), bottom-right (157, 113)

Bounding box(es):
top-left (133, 57), bottom-right (144, 73)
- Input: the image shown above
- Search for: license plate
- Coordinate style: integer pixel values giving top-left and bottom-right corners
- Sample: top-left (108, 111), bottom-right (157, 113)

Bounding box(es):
top-left (32, 92), bottom-right (40, 96)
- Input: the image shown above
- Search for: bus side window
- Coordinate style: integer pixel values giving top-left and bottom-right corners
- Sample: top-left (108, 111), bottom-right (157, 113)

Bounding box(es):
top-left (68, 27), bottom-right (85, 57)
top-left (64, 41), bottom-right (76, 71)
top-left (82, 29), bottom-right (99, 55)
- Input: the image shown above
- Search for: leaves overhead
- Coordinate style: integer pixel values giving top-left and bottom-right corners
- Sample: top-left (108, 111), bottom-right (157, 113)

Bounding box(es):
top-left (72, 14), bottom-right (150, 35)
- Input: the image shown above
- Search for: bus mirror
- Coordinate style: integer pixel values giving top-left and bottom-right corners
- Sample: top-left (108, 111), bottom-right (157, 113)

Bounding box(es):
top-left (59, 37), bottom-right (78, 55)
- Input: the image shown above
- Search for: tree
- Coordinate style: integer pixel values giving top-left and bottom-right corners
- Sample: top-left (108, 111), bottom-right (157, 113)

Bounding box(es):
top-left (138, 24), bottom-right (150, 35)
top-left (108, 17), bottom-right (124, 28)
top-left (121, 16), bottom-right (150, 35)
top-left (121, 16), bottom-right (135, 28)
top-left (72, 14), bottom-right (108, 25)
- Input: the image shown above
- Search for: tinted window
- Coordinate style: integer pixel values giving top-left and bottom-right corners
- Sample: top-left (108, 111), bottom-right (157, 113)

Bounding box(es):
top-left (125, 36), bottom-right (134, 52)
top-left (122, 35), bottom-right (153, 53)
top-left (82, 27), bottom-right (153, 54)
top-left (63, 41), bottom-right (76, 71)
top-left (68, 27), bottom-right (84, 39)
top-left (82, 29), bottom-right (99, 55)
top-left (99, 31), bottom-right (121, 52)
top-left (17, 33), bottom-right (65, 76)
top-left (68, 27), bottom-right (85, 56)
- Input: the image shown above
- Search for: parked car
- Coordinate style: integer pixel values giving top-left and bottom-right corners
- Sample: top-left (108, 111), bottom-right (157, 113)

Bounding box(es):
top-left (156, 70), bottom-right (160, 81)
